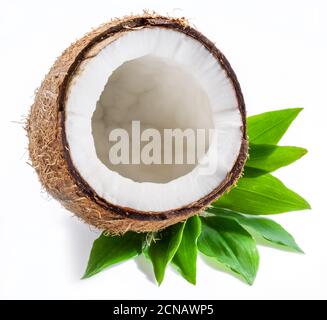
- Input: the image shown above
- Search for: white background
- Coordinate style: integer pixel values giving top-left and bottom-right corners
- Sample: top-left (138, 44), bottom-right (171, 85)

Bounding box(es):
top-left (0, 0), bottom-right (326, 300)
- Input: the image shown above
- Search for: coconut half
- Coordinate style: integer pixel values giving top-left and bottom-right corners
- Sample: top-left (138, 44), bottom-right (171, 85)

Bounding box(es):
top-left (28, 13), bottom-right (247, 234)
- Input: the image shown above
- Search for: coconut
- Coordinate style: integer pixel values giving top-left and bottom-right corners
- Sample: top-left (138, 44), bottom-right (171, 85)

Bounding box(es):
top-left (27, 13), bottom-right (247, 234)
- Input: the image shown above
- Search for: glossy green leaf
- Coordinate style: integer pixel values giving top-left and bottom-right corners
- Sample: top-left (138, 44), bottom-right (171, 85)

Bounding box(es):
top-left (207, 207), bottom-right (303, 252)
top-left (246, 143), bottom-right (307, 173)
top-left (214, 173), bottom-right (310, 214)
top-left (247, 108), bottom-right (302, 144)
top-left (83, 232), bottom-right (144, 279)
top-left (172, 216), bottom-right (201, 285)
top-left (198, 216), bottom-right (259, 284)
top-left (242, 167), bottom-right (267, 177)
top-left (147, 222), bottom-right (185, 285)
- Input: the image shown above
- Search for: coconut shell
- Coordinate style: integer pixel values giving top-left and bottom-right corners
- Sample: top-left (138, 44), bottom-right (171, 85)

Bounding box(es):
top-left (27, 12), bottom-right (248, 234)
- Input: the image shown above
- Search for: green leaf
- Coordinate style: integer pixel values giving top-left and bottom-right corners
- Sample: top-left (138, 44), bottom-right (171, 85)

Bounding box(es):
top-left (242, 167), bottom-right (267, 177)
top-left (247, 108), bottom-right (302, 144)
top-left (147, 222), bottom-right (185, 285)
top-left (214, 173), bottom-right (310, 214)
top-left (83, 232), bottom-right (144, 279)
top-left (198, 216), bottom-right (259, 284)
top-left (246, 143), bottom-right (307, 173)
top-left (207, 207), bottom-right (303, 252)
top-left (172, 216), bottom-right (201, 285)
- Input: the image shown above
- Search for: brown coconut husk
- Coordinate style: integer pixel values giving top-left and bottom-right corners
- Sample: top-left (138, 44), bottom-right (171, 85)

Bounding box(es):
top-left (27, 12), bottom-right (248, 234)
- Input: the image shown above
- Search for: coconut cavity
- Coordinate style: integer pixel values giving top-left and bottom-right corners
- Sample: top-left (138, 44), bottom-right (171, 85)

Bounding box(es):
top-left (91, 55), bottom-right (213, 183)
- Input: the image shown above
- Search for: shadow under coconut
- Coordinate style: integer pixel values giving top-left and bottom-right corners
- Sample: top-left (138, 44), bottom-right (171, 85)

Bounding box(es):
top-left (65, 217), bottom-right (100, 279)
top-left (134, 255), bottom-right (157, 284)
top-left (66, 218), bottom-right (157, 282)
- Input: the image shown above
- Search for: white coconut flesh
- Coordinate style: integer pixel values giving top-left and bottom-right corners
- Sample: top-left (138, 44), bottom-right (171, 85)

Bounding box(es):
top-left (65, 27), bottom-right (243, 212)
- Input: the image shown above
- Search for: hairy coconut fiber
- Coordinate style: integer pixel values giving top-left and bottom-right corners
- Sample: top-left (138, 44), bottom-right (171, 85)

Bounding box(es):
top-left (27, 13), bottom-right (248, 234)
